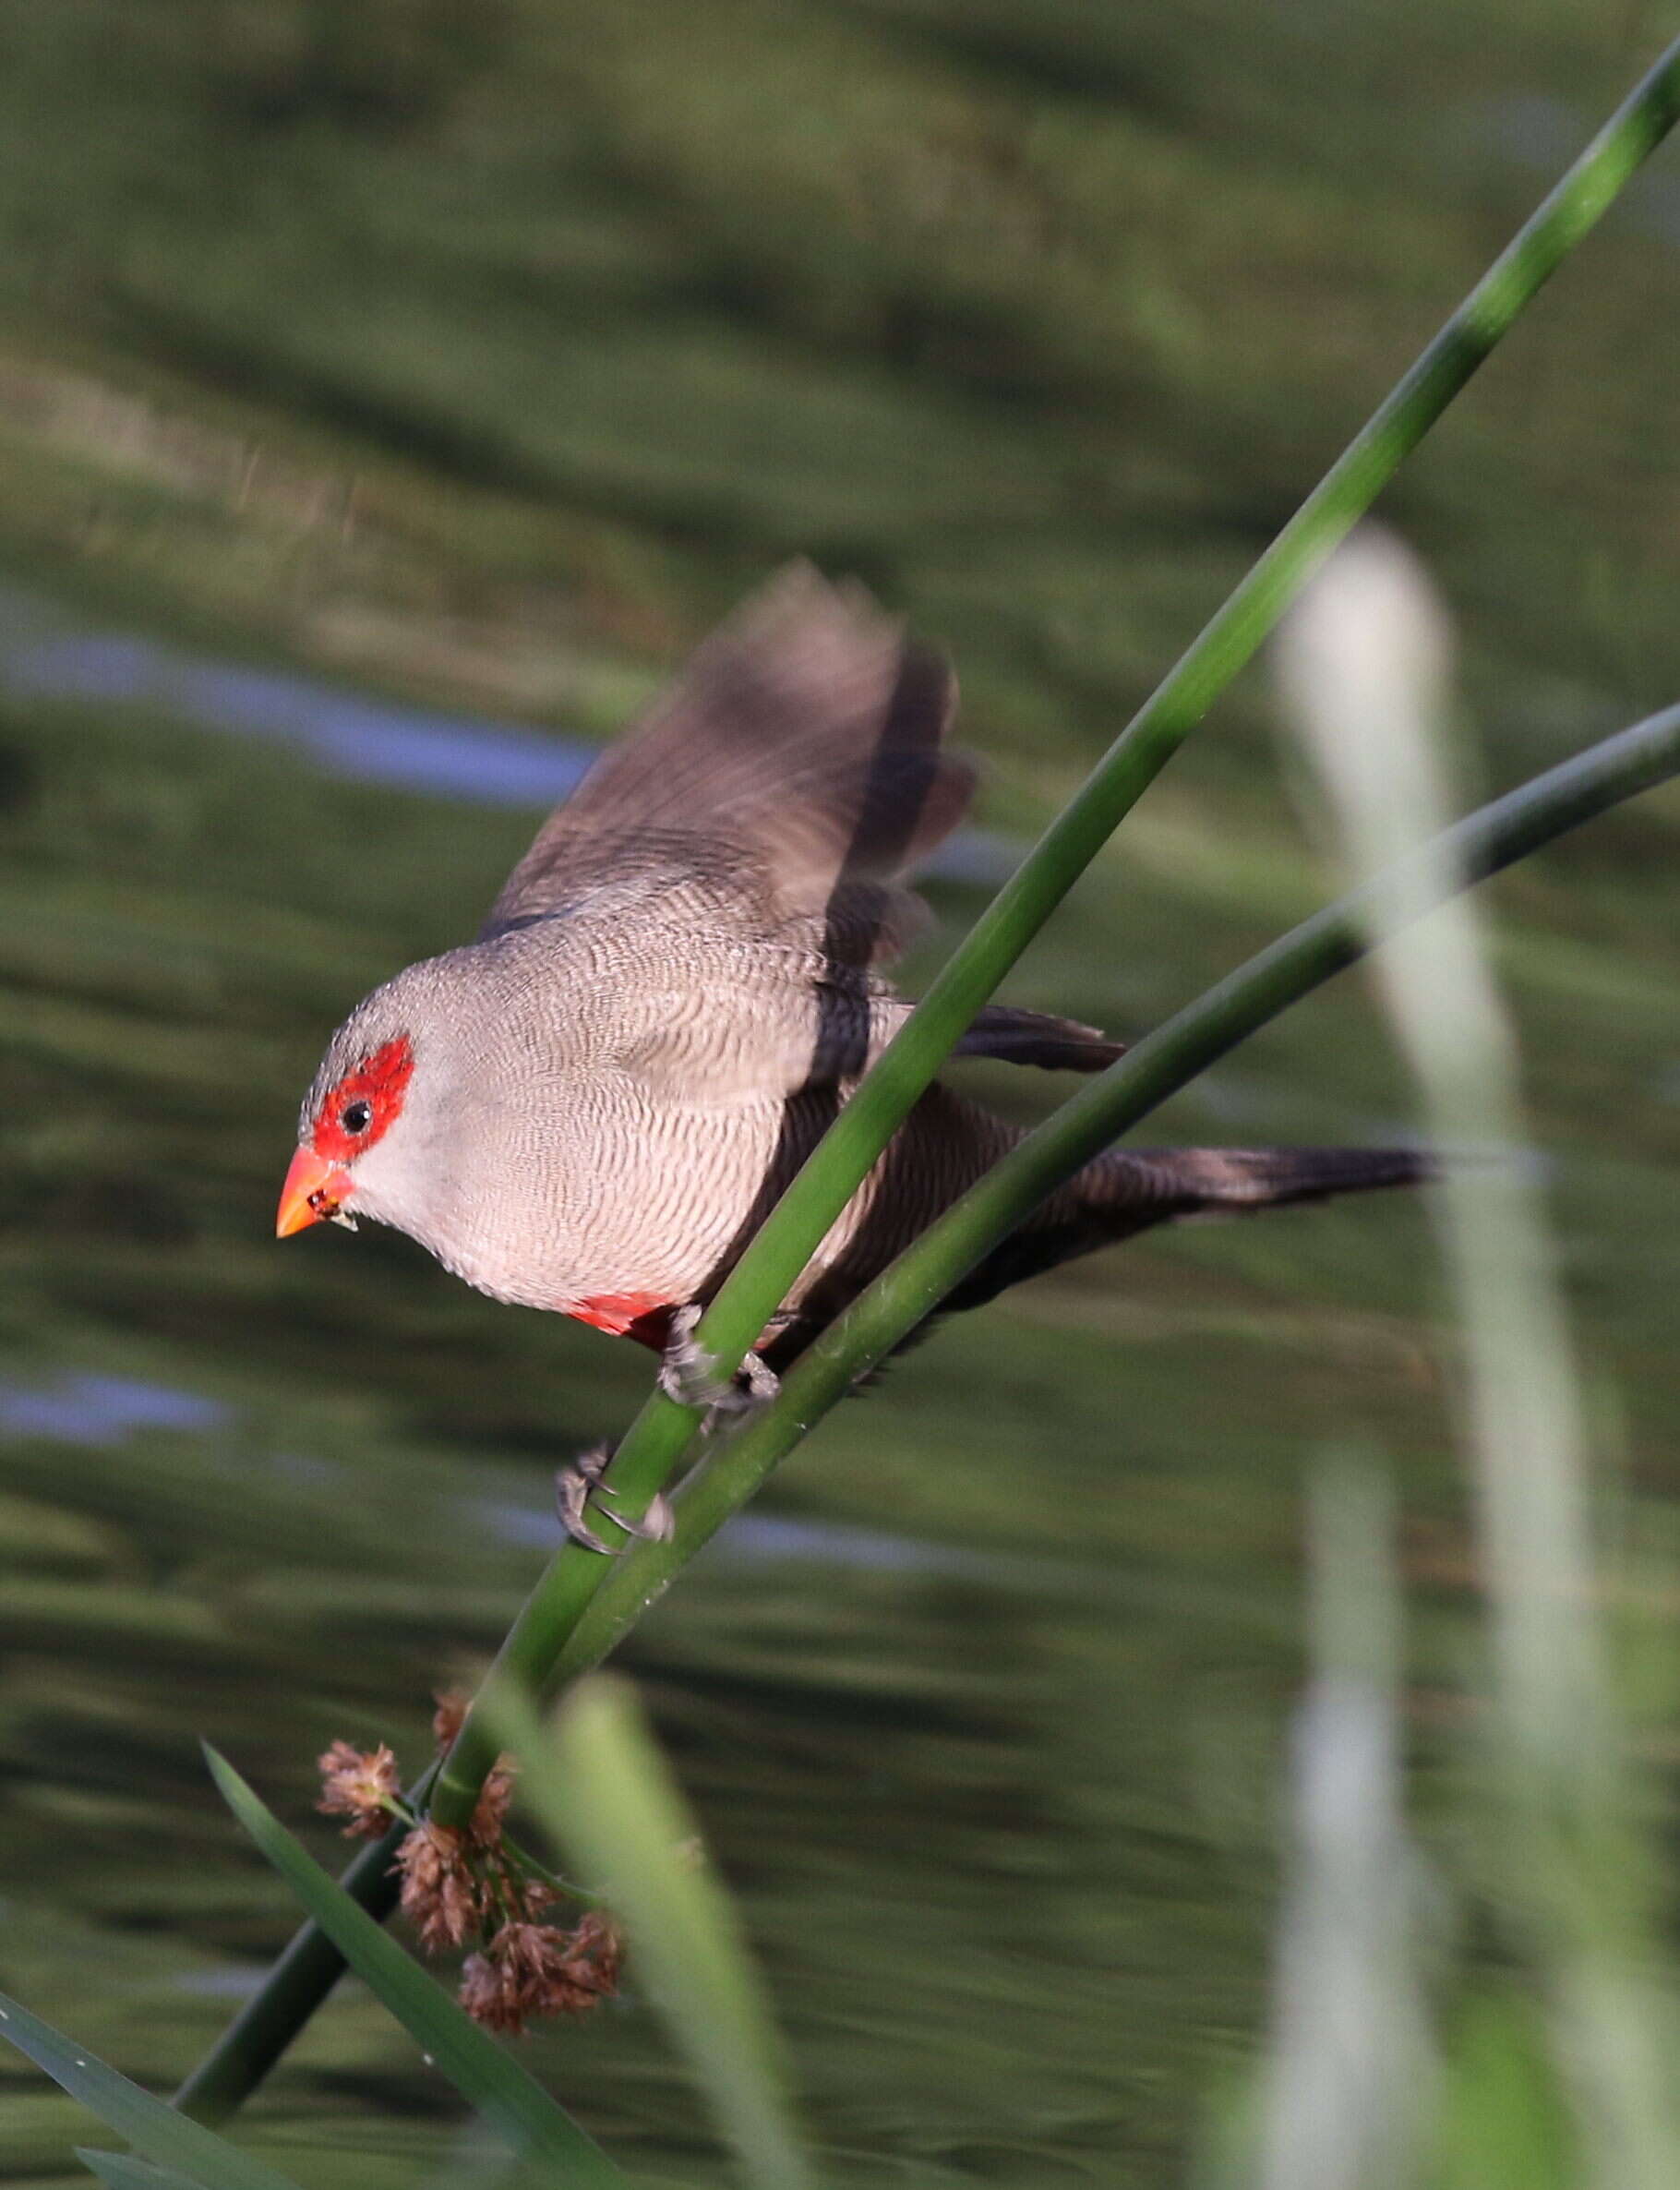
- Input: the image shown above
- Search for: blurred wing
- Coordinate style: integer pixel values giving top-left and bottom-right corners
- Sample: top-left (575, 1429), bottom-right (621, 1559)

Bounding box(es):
top-left (482, 563), bottom-right (971, 966)
top-left (613, 978), bottom-right (1125, 1106)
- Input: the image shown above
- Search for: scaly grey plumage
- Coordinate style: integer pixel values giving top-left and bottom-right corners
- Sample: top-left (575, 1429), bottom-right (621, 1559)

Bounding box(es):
top-left (286, 564), bottom-right (1428, 1375)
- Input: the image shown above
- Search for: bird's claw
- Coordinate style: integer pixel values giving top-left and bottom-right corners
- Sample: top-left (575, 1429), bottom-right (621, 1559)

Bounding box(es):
top-left (657, 1304), bottom-right (780, 1415)
top-left (555, 1444), bottom-right (675, 1556)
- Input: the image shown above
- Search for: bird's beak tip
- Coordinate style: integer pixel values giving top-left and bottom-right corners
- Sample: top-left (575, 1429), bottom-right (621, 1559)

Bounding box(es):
top-left (276, 1146), bottom-right (350, 1238)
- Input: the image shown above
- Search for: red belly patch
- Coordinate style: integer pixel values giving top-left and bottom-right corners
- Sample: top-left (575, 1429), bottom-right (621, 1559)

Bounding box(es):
top-left (570, 1294), bottom-right (677, 1351)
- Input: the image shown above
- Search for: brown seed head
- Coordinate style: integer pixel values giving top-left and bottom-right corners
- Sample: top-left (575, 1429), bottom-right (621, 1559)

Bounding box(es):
top-left (431, 1690), bottom-right (471, 1751)
top-left (456, 1916), bottom-right (621, 2035)
top-left (457, 1950), bottom-right (522, 2034)
top-left (317, 1740), bottom-right (400, 1839)
top-left (468, 1755), bottom-right (517, 1849)
top-left (393, 1820), bottom-right (478, 1952)
top-left (560, 1909), bottom-right (623, 1999)
top-left (511, 1869), bottom-right (557, 1919)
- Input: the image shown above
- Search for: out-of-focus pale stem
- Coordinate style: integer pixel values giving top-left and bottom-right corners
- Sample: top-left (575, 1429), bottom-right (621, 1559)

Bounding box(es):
top-left (1258, 1462), bottom-right (1430, 2190)
top-left (1276, 527), bottom-right (1602, 1783)
top-left (1275, 529), bottom-right (1679, 2190)
top-left (500, 1680), bottom-right (816, 2190)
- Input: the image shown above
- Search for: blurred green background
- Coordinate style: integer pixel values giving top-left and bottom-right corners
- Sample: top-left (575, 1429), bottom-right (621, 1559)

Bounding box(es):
top-left (1, 2), bottom-right (1678, 2183)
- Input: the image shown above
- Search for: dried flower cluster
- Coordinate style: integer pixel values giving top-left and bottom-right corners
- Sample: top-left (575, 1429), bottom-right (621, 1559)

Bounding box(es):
top-left (431, 1689), bottom-right (470, 1750)
top-left (392, 1819), bottom-right (480, 1952)
top-left (315, 1697), bottom-right (620, 2035)
top-left (459, 1911), bottom-right (622, 2036)
top-left (317, 1740), bottom-right (400, 1839)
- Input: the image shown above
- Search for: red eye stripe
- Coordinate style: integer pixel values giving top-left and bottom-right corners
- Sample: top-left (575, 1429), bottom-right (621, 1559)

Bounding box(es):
top-left (311, 1036), bottom-right (414, 1163)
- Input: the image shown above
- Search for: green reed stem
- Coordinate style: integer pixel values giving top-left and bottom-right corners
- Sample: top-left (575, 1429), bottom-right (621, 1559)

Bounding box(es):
top-left (174, 1764), bottom-right (437, 2124)
top-left (429, 30), bottom-right (1680, 1823)
top-left (553, 703), bottom-right (1680, 1679)
top-left (175, 33), bottom-right (1680, 2124)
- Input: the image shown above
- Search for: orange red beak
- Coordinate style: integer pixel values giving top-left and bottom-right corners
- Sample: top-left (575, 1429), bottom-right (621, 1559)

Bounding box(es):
top-left (276, 1146), bottom-right (353, 1237)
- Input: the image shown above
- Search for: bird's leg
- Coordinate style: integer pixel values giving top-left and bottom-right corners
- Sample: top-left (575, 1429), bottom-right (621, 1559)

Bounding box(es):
top-left (657, 1303), bottom-right (781, 1415)
top-left (555, 1442), bottom-right (675, 1556)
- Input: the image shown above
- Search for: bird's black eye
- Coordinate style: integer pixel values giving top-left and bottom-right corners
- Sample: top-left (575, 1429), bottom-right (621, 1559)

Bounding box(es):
top-left (340, 1099), bottom-right (374, 1136)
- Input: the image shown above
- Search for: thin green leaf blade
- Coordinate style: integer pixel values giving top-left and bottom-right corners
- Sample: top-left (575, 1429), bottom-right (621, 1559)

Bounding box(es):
top-left (0, 1991), bottom-right (303, 2190)
top-left (78, 2154), bottom-right (210, 2190)
top-left (202, 1748), bottom-right (630, 2190)
top-left (501, 1679), bottom-right (817, 2190)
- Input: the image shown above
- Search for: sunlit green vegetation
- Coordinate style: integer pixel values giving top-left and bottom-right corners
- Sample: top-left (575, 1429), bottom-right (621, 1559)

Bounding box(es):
top-left (1, 4), bottom-right (1678, 2184)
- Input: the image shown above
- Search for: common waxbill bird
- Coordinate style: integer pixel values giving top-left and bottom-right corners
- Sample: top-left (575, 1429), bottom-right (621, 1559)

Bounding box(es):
top-left (278, 566), bottom-right (1425, 1506)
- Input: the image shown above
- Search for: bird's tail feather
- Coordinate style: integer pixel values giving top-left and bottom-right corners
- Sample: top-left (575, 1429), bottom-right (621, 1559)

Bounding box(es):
top-left (1084, 1144), bottom-right (1434, 1231)
top-left (939, 1144), bottom-right (1432, 1319)
top-left (761, 1143), bottom-right (1433, 1374)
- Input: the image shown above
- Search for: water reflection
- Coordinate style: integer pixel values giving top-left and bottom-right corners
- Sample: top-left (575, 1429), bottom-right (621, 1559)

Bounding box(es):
top-left (0, 579), bottom-right (1016, 881)
top-left (1477, 91), bottom-right (1680, 245)
top-left (0, 1372), bottom-right (228, 1445)
top-left (0, 581), bottom-right (594, 808)
top-left (467, 1491), bottom-right (992, 1575)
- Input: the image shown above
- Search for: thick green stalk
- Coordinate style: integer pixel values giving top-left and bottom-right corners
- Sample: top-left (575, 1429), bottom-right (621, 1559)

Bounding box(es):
top-left (176, 35), bottom-right (1680, 2124)
top-left (553, 704), bottom-right (1680, 1680)
top-left (174, 1771), bottom-right (433, 2124)
top-left (654, 25), bottom-right (1680, 1366)
top-left (430, 29), bottom-right (1680, 1823)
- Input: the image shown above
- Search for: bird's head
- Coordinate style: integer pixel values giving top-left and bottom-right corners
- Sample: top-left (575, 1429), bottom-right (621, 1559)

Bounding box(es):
top-left (276, 1012), bottom-right (418, 1238)
top-left (276, 945), bottom-right (541, 1281)
top-left (275, 947), bottom-right (479, 1242)
top-left (275, 950), bottom-right (534, 1287)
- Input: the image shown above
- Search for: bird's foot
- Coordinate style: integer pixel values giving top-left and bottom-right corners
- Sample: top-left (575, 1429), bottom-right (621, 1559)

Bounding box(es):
top-left (657, 1304), bottom-right (781, 1415)
top-left (555, 1443), bottom-right (675, 1556)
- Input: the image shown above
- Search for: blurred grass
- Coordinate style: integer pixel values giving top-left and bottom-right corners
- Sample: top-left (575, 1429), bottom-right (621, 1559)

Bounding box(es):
top-left (1257, 527), bottom-right (1680, 2189)
top-left (515, 1679), bottom-right (815, 2189)
top-left (0, 1), bottom-right (1677, 2184)
top-left (3, 1), bottom-right (1680, 763)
